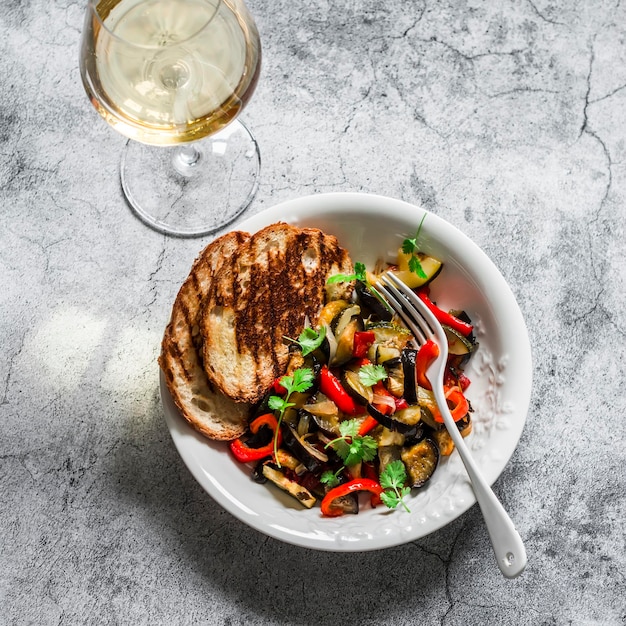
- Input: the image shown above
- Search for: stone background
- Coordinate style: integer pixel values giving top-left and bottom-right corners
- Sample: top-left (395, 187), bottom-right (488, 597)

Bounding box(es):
top-left (1, 0), bottom-right (625, 624)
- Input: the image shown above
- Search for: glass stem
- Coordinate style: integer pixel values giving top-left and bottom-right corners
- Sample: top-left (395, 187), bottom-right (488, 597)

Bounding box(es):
top-left (173, 143), bottom-right (201, 176)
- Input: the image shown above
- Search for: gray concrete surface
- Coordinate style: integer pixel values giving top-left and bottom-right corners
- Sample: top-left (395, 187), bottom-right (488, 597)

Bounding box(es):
top-left (1, 0), bottom-right (625, 624)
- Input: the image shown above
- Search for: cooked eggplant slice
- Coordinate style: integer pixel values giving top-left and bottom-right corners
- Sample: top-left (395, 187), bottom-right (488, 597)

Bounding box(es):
top-left (374, 425), bottom-right (405, 447)
top-left (332, 317), bottom-right (362, 366)
top-left (252, 461), bottom-right (268, 484)
top-left (431, 428), bottom-right (455, 456)
top-left (332, 304), bottom-right (361, 337)
top-left (369, 344), bottom-right (402, 364)
top-left (401, 438), bottom-right (439, 488)
top-left (262, 465), bottom-right (317, 508)
top-left (355, 280), bottom-right (393, 321)
top-left (403, 422), bottom-right (428, 446)
top-left (323, 488), bottom-right (359, 515)
top-left (342, 368), bottom-right (374, 405)
top-left (384, 358), bottom-right (405, 397)
top-left (401, 348), bottom-right (418, 404)
top-left (392, 404), bottom-right (422, 428)
top-left (317, 300), bottom-right (351, 328)
top-left (456, 414), bottom-right (472, 438)
top-left (418, 403), bottom-right (441, 430)
top-left (366, 403), bottom-right (421, 439)
top-left (281, 423), bottom-right (328, 472)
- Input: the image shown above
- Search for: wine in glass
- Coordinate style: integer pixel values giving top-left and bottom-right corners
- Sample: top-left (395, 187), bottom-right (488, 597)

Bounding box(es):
top-left (80, 0), bottom-right (262, 236)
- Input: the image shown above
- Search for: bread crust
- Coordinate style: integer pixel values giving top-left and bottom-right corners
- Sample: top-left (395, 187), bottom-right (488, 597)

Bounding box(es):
top-left (200, 223), bottom-right (353, 404)
top-left (159, 231), bottom-right (252, 440)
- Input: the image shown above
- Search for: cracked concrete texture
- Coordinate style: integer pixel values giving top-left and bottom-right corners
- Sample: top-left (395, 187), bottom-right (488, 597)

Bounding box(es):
top-left (1, 0), bottom-right (625, 624)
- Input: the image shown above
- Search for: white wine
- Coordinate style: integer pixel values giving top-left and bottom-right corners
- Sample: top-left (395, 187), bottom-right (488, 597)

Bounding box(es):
top-left (81, 0), bottom-right (261, 145)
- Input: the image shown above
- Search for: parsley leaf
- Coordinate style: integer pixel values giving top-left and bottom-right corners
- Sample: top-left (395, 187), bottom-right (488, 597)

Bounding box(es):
top-left (401, 237), bottom-right (417, 256)
top-left (358, 364), bottom-right (388, 387)
top-left (338, 420), bottom-right (360, 438)
top-left (379, 460), bottom-right (411, 512)
top-left (268, 395), bottom-right (292, 413)
top-left (402, 214), bottom-right (428, 279)
top-left (326, 261), bottom-right (367, 284)
top-left (325, 419), bottom-right (378, 468)
top-left (296, 326), bottom-right (326, 356)
top-left (320, 469), bottom-right (341, 488)
top-left (408, 255), bottom-right (427, 279)
top-left (282, 368), bottom-right (315, 395)
top-left (269, 367), bottom-right (315, 465)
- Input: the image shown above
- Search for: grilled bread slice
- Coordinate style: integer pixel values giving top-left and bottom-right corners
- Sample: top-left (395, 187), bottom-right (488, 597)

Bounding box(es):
top-left (159, 231), bottom-right (252, 441)
top-left (200, 222), bottom-right (354, 405)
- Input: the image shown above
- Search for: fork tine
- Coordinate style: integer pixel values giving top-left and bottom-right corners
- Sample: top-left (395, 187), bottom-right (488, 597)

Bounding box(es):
top-left (375, 277), bottom-right (429, 345)
top-left (383, 273), bottom-right (449, 353)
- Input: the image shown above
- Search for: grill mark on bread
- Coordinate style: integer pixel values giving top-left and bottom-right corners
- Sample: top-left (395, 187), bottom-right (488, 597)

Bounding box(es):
top-left (201, 223), bottom-right (354, 404)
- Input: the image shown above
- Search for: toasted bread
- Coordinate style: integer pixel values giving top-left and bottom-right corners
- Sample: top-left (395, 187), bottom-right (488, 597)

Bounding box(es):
top-left (200, 222), bottom-right (354, 404)
top-left (159, 231), bottom-right (252, 441)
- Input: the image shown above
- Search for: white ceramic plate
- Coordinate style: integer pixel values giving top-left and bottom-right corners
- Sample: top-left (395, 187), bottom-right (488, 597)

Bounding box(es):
top-left (161, 192), bottom-right (532, 551)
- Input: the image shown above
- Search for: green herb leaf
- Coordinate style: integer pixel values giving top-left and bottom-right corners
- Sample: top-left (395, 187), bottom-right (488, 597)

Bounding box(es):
top-left (320, 469), bottom-right (340, 487)
top-left (379, 459), bottom-right (411, 512)
top-left (271, 367), bottom-right (315, 466)
top-left (338, 419), bottom-right (360, 438)
top-left (401, 237), bottom-right (416, 256)
top-left (268, 395), bottom-right (292, 413)
top-left (297, 326), bottom-right (326, 356)
top-left (402, 214), bottom-right (428, 279)
top-left (408, 255), bottom-right (428, 279)
top-left (358, 364), bottom-right (388, 387)
top-left (280, 367), bottom-right (315, 396)
top-left (326, 261), bottom-right (367, 284)
top-left (326, 419), bottom-right (378, 467)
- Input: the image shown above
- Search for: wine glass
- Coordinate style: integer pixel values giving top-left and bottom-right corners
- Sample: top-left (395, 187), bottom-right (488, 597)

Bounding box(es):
top-left (79, 0), bottom-right (262, 237)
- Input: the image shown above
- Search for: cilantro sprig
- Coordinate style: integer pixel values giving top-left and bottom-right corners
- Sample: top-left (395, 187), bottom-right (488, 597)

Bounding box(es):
top-left (358, 363), bottom-right (387, 387)
top-left (321, 419), bottom-right (378, 487)
top-left (285, 326), bottom-right (327, 356)
top-left (326, 262), bottom-right (392, 315)
top-left (326, 261), bottom-right (367, 285)
top-left (401, 214), bottom-right (428, 279)
top-left (268, 367), bottom-right (315, 466)
top-left (379, 460), bottom-right (411, 512)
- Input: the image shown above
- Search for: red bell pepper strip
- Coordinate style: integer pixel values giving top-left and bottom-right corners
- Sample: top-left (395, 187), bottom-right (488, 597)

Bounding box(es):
top-left (321, 478), bottom-right (384, 517)
top-left (229, 413), bottom-right (282, 463)
top-left (416, 291), bottom-right (473, 337)
top-left (394, 397), bottom-right (409, 411)
top-left (372, 381), bottom-right (395, 415)
top-left (432, 386), bottom-right (470, 423)
top-left (357, 415), bottom-right (379, 436)
top-left (352, 330), bottom-right (375, 358)
top-left (416, 339), bottom-right (440, 391)
top-left (272, 377), bottom-right (287, 395)
top-left (319, 366), bottom-right (361, 415)
top-left (457, 373), bottom-right (471, 391)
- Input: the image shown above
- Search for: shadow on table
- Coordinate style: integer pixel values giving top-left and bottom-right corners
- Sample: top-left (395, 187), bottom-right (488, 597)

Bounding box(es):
top-left (106, 390), bottom-right (488, 625)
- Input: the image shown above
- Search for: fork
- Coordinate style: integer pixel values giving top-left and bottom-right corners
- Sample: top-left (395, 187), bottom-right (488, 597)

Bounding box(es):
top-left (376, 273), bottom-right (527, 578)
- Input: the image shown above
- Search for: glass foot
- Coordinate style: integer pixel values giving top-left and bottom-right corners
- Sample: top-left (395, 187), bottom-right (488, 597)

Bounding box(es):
top-left (120, 119), bottom-right (260, 237)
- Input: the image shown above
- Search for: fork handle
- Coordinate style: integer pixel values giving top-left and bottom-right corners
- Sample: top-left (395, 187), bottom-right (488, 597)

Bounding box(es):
top-left (432, 387), bottom-right (527, 578)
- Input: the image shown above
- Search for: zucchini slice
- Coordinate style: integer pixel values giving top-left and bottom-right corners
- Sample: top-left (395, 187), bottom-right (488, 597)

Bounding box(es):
top-left (392, 252), bottom-right (443, 288)
top-left (442, 324), bottom-right (476, 356)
